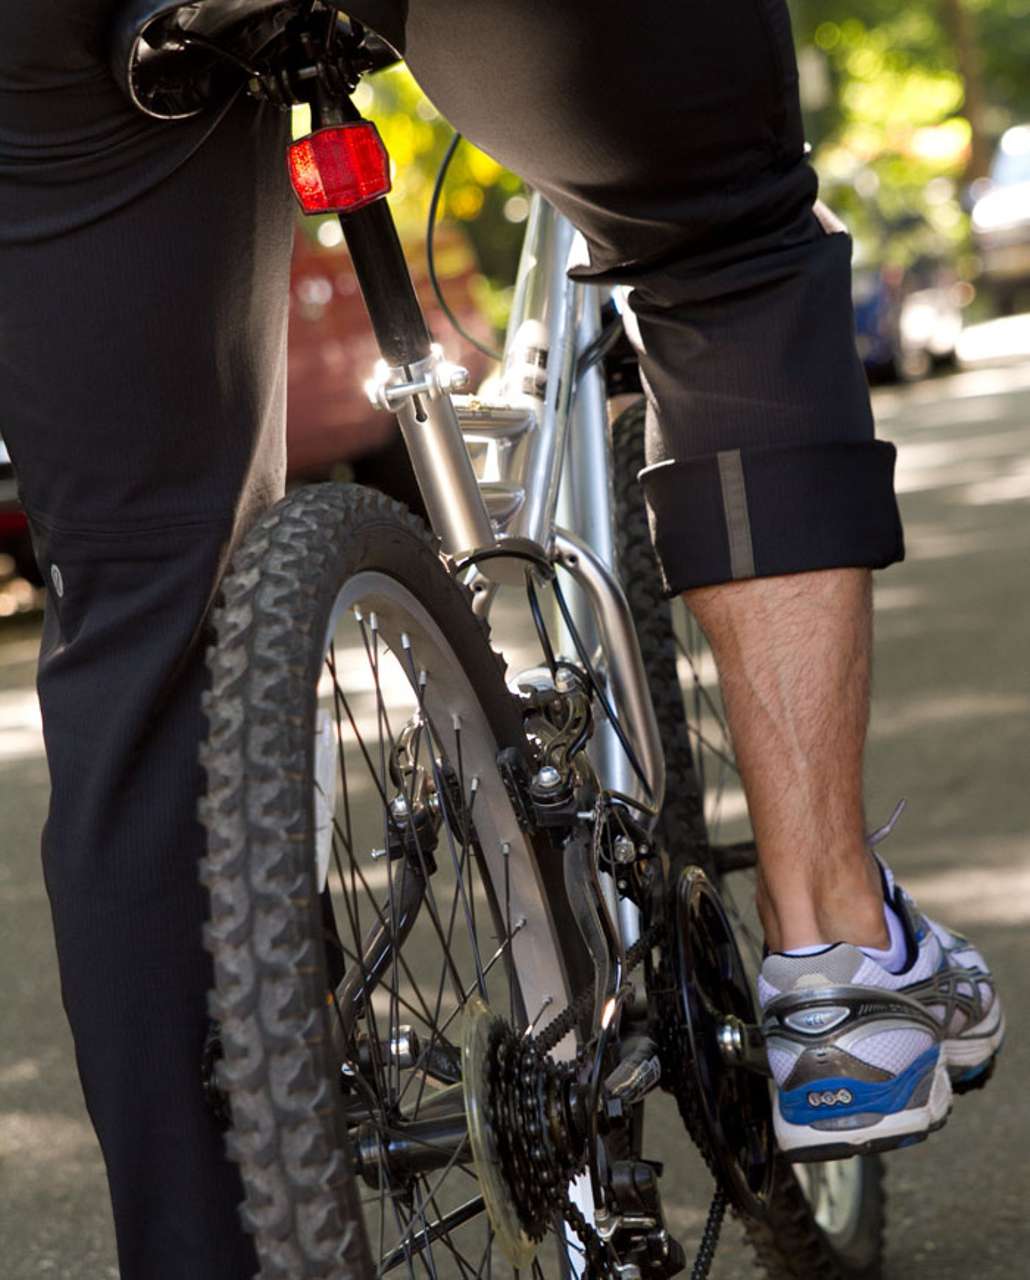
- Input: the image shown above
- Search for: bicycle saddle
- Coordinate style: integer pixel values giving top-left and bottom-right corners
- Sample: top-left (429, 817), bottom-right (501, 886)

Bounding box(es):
top-left (109, 1), bottom-right (405, 119)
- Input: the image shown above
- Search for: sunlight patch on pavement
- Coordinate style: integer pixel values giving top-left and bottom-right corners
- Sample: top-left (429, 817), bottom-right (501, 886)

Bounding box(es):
top-left (903, 522), bottom-right (1012, 561)
top-left (871, 692), bottom-right (1030, 740)
top-left (706, 786), bottom-right (748, 826)
top-left (316, 641), bottom-right (413, 703)
top-left (0, 1110), bottom-right (98, 1165)
top-left (0, 687), bottom-right (43, 762)
top-left (873, 356), bottom-right (1030, 420)
top-left (902, 840), bottom-right (1030, 927)
top-left (872, 584), bottom-right (929, 611)
top-left (879, 394), bottom-right (1010, 435)
top-left (0, 1058), bottom-right (42, 1087)
top-left (959, 457), bottom-right (1030, 506)
top-left (0, 637), bottom-right (41, 668)
top-left (894, 428), bottom-right (1030, 495)
top-left (676, 648), bottom-right (719, 689)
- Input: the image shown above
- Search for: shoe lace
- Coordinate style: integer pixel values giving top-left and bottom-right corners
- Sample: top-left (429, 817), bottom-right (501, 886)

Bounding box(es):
top-left (866, 797), bottom-right (907, 847)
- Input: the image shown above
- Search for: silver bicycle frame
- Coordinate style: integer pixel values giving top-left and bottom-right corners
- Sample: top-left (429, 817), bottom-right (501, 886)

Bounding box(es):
top-left (376, 190), bottom-right (665, 847)
top-left (367, 191), bottom-right (667, 1266)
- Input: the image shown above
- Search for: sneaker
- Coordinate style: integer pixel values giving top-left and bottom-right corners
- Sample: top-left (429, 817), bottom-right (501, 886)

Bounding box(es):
top-left (759, 867), bottom-right (1004, 1162)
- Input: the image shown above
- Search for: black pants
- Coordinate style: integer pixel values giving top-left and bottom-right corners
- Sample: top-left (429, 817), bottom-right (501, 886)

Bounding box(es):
top-left (0, 3), bottom-right (902, 1276)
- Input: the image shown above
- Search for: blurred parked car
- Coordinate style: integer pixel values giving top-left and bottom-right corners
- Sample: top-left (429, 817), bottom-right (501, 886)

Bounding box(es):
top-left (852, 244), bottom-right (966, 383)
top-left (0, 434), bottom-right (41, 586)
top-left (286, 221), bottom-right (494, 477)
top-left (970, 124), bottom-right (1030, 314)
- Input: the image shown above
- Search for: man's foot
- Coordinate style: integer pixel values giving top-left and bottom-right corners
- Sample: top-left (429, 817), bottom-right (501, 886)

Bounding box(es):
top-left (758, 867), bottom-right (1004, 1162)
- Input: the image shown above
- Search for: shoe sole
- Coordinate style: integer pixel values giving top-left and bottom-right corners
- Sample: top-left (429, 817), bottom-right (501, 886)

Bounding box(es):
top-left (774, 1004), bottom-right (1006, 1163)
top-left (942, 1006), bottom-right (1005, 1069)
top-left (944, 1006), bottom-right (1005, 1093)
top-left (775, 1058), bottom-right (953, 1164)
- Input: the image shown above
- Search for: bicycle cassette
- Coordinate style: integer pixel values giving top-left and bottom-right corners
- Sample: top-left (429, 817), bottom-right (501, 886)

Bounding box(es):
top-left (662, 866), bottom-right (774, 1217)
top-left (461, 996), bottom-right (587, 1267)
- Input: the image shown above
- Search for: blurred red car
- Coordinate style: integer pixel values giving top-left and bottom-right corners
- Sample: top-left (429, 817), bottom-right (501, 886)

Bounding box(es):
top-left (0, 223), bottom-right (494, 585)
top-left (286, 222), bottom-right (494, 477)
top-left (0, 434), bottom-right (41, 585)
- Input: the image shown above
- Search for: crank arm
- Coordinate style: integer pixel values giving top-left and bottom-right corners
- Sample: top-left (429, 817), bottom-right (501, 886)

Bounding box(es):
top-left (564, 826), bottom-right (622, 1033)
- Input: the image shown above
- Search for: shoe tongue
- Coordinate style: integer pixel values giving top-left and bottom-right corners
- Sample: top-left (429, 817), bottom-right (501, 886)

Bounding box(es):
top-left (873, 852), bottom-right (897, 903)
top-left (868, 855), bottom-right (920, 974)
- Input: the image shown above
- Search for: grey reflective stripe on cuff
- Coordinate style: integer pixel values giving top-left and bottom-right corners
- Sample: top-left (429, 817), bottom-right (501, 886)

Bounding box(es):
top-left (638, 440), bottom-right (903, 594)
top-left (717, 449), bottom-right (755, 579)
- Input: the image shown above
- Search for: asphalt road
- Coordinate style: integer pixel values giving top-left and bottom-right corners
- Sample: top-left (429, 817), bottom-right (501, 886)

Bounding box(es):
top-left (2, 358), bottom-right (1029, 1278)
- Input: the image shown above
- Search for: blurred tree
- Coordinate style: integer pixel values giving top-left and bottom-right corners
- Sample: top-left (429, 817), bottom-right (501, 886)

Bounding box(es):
top-left (788, 0), bottom-right (1030, 268)
top-left (794, 0), bottom-right (1030, 176)
top-left (941, 0), bottom-right (991, 177)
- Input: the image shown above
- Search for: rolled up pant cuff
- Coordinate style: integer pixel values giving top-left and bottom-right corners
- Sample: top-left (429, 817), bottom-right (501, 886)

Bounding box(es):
top-left (639, 439), bottom-right (905, 594)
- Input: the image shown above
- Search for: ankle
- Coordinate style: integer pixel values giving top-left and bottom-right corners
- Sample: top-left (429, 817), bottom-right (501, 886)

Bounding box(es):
top-left (812, 893), bottom-right (890, 952)
top-left (760, 850), bottom-right (890, 953)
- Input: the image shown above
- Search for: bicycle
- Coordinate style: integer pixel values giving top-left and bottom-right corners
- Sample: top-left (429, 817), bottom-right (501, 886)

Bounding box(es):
top-left (112, 4), bottom-right (886, 1277)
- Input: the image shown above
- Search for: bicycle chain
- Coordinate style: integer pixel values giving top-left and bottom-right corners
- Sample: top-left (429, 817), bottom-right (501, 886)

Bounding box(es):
top-left (535, 929), bottom-right (658, 1058)
top-left (530, 914), bottom-right (725, 1279)
top-left (561, 1193), bottom-right (617, 1280)
top-left (527, 927), bottom-right (659, 1279)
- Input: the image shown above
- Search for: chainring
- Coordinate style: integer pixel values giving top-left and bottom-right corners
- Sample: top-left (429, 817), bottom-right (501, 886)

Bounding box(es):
top-left (659, 865), bottom-right (775, 1217)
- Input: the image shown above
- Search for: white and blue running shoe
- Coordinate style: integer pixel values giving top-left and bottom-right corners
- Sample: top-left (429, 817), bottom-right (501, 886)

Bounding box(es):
top-left (759, 863), bottom-right (1004, 1162)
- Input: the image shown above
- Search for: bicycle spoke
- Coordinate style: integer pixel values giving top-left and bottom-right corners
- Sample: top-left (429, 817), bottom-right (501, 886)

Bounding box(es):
top-left (379, 1195), bottom-right (487, 1277)
top-left (423, 1189), bottom-right (484, 1280)
top-left (315, 602), bottom-right (546, 1278)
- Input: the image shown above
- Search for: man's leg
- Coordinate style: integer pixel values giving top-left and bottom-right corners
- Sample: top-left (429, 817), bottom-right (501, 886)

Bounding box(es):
top-left (686, 569), bottom-right (887, 952)
top-left (0, 7), bottom-right (293, 1274)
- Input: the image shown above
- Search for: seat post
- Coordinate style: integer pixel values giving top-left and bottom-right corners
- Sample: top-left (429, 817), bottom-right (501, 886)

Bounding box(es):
top-left (312, 88), bottom-right (433, 368)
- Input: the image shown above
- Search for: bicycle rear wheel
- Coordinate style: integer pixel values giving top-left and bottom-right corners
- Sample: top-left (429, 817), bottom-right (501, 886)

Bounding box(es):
top-left (200, 484), bottom-right (583, 1280)
top-left (611, 400), bottom-right (885, 1280)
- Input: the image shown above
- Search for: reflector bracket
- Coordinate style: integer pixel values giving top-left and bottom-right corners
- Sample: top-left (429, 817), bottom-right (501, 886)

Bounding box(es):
top-left (287, 123), bottom-right (392, 215)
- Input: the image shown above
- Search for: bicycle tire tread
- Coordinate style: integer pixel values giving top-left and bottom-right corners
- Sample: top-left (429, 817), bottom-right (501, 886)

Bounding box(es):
top-left (199, 484), bottom-right (512, 1280)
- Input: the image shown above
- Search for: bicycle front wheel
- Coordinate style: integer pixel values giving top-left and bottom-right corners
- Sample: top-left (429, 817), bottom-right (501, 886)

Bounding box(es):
top-left (200, 484), bottom-right (582, 1280)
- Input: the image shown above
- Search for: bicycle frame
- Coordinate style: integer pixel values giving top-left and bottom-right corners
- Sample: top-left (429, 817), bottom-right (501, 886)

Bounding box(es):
top-left (349, 162), bottom-right (666, 838)
top-left (114, 0), bottom-right (666, 841)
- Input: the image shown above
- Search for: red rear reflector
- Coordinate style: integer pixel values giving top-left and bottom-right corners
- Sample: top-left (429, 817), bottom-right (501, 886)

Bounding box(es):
top-left (287, 123), bottom-right (392, 215)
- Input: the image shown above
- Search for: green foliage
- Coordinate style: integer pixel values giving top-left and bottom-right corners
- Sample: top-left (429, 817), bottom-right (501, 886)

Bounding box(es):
top-left (790, 0), bottom-right (1030, 266)
top-left (971, 0), bottom-right (1030, 126)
